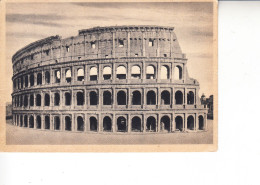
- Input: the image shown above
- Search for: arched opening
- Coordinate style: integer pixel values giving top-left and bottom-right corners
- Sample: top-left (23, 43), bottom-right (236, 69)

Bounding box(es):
top-left (21, 77), bottom-right (24, 88)
top-left (36, 94), bottom-right (41, 106)
top-left (77, 68), bottom-right (84, 81)
top-left (117, 116), bottom-right (127, 132)
top-left (132, 91), bottom-right (141, 105)
top-left (54, 93), bottom-right (60, 106)
top-left (175, 91), bottom-right (183, 105)
top-left (25, 76), bottom-right (28, 87)
top-left (65, 116), bottom-right (71, 131)
top-left (37, 73), bottom-right (42, 85)
top-left (55, 70), bottom-right (61, 83)
top-left (36, 115), bottom-right (41, 129)
top-left (187, 91), bottom-right (195, 105)
top-left (187, 116), bottom-right (195, 130)
top-left (161, 65), bottom-right (170, 79)
top-left (54, 116), bottom-right (60, 130)
top-left (131, 116), bottom-right (141, 132)
top-left (90, 117), bottom-right (97, 131)
top-left (29, 115), bottom-right (34, 128)
top-left (44, 94), bottom-right (50, 106)
top-left (20, 115), bottom-right (23, 127)
top-left (24, 115), bottom-right (28, 127)
top-left (161, 90), bottom-right (170, 105)
top-left (24, 95), bottom-right (28, 107)
top-left (30, 74), bottom-right (34, 86)
top-left (90, 66), bottom-right (98, 81)
top-left (146, 116), bottom-right (156, 132)
top-left (77, 116), bottom-right (84, 131)
top-left (175, 116), bottom-right (183, 131)
top-left (147, 90), bottom-right (156, 105)
top-left (131, 65), bottom-right (141, 79)
top-left (174, 66), bottom-right (182, 80)
top-left (103, 66), bottom-right (112, 80)
top-left (89, 91), bottom-right (98, 105)
top-left (45, 116), bottom-right (50, 129)
top-left (146, 65), bottom-right (155, 79)
top-left (116, 66), bottom-right (126, 79)
top-left (30, 94), bottom-right (34, 106)
top-left (19, 95), bottom-right (23, 107)
top-left (77, 92), bottom-right (84, 106)
top-left (65, 69), bottom-right (72, 83)
top-left (117, 91), bottom-right (126, 105)
top-left (45, 71), bottom-right (50, 84)
top-left (65, 92), bottom-right (71, 106)
top-left (160, 116), bottom-right (170, 132)
top-left (103, 91), bottom-right (112, 105)
top-left (103, 116), bottom-right (112, 131)
top-left (199, 115), bottom-right (204, 130)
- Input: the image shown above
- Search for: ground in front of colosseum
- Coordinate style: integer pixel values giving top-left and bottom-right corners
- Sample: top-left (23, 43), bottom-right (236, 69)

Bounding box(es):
top-left (6, 119), bottom-right (213, 145)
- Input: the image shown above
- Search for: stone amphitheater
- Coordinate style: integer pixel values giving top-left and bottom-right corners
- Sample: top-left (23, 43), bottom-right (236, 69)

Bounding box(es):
top-left (11, 25), bottom-right (207, 133)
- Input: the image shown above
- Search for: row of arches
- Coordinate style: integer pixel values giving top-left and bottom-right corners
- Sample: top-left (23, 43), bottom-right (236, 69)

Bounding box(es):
top-left (13, 90), bottom-right (195, 107)
top-left (13, 114), bottom-right (205, 132)
top-left (13, 64), bottom-right (183, 90)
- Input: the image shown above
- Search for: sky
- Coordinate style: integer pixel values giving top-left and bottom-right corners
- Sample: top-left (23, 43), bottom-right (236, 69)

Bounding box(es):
top-left (6, 2), bottom-right (214, 102)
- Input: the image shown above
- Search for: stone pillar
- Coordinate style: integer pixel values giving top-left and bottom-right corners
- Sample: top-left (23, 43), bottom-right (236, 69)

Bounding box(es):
top-left (112, 32), bottom-right (116, 58)
top-left (33, 115), bottom-right (36, 129)
top-left (157, 114), bottom-right (160, 132)
top-left (98, 64), bottom-right (102, 83)
top-left (113, 113), bottom-right (116, 133)
top-left (113, 88), bottom-right (116, 109)
top-left (142, 31), bottom-right (146, 57)
top-left (157, 60), bottom-right (161, 83)
top-left (204, 114), bottom-right (208, 131)
top-left (195, 113), bottom-right (198, 131)
top-left (156, 32), bottom-right (160, 57)
top-left (127, 115), bottom-right (131, 133)
top-left (98, 114), bottom-right (102, 132)
top-left (183, 114), bottom-right (186, 132)
top-left (143, 88), bottom-right (146, 109)
top-left (127, 88), bottom-right (131, 108)
top-left (41, 115), bottom-right (44, 130)
top-left (143, 114), bottom-right (146, 133)
top-left (170, 32), bottom-right (173, 58)
top-left (171, 114), bottom-right (175, 132)
top-left (127, 32), bottom-right (130, 57)
top-left (112, 63), bottom-right (116, 83)
top-left (84, 65), bottom-right (87, 84)
top-left (157, 87), bottom-right (161, 108)
top-left (142, 61), bottom-right (146, 83)
top-left (184, 88), bottom-right (187, 106)
top-left (60, 90), bottom-right (63, 108)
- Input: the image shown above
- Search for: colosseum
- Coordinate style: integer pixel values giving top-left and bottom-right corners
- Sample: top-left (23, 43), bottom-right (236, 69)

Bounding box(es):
top-left (11, 25), bottom-right (208, 134)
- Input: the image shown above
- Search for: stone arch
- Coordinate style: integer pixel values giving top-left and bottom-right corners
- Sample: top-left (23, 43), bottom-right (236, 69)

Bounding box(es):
top-left (54, 93), bottom-right (60, 106)
top-left (132, 90), bottom-right (141, 105)
top-left (30, 74), bottom-right (34, 86)
top-left (37, 73), bottom-right (42, 85)
top-left (160, 115), bottom-right (170, 132)
top-left (103, 116), bottom-right (112, 131)
top-left (131, 65), bottom-right (141, 79)
top-left (146, 116), bottom-right (156, 132)
top-left (116, 65), bottom-right (126, 79)
top-left (175, 116), bottom-right (183, 131)
top-left (76, 91), bottom-right (84, 106)
top-left (45, 115), bottom-right (50, 129)
top-left (161, 65), bottom-right (170, 79)
top-left (89, 91), bottom-right (98, 105)
top-left (29, 115), bottom-right (34, 128)
top-left (77, 68), bottom-right (84, 81)
top-left (146, 65), bottom-right (156, 79)
top-left (147, 90), bottom-right (156, 105)
top-left (175, 91), bottom-right (183, 105)
top-left (44, 93), bottom-right (50, 106)
top-left (117, 90), bottom-right (126, 105)
top-left (54, 116), bottom-right (60, 130)
top-left (65, 92), bottom-right (71, 106)
top-left (30, 94), bottom-right (34, 106)
top-left (36, 94), bottom-right (41, 106)
top-left (187, 91), bottom-right (195, 105)
top-left (90, 66), bottom-right (98, 81)
top-left (103, 91), bottom-right (112, 105)
top-left (103, 66), bottom-right (112, 80)
top-left (24, 95), bottom-right (28, 107)
top-left (77, 116), bottom-right (84, 131)
top-left (65, 116), bottom-right (72, 131)
top-left (65, 69), bottom-right (72, 83)
top-left (199, 115), bottom-right (204, 130)
top-left (174, 65), bottom-right (182, 80)
top-left (36, 115), bottom-right (41, 129)
top-left (117, 116), bottom-right (127, 132)
top-left (45, 71), bottom-right (50, 84)
top-left (131, 116), bottom-right (141, 132)
top-left (24, 115), bottom-right (28, 127)
top-left (187, 115), bottom-right (195, 130)
top-left (161, 90), bottom-right (170, 105)
top-left (90, 116), bottom-right (97, 131)
top-left (25, 76), bottom-right (28, 87)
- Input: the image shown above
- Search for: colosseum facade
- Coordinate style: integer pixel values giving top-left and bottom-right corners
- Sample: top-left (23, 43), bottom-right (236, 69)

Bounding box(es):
top-left (11, 25), bottom-right (207, 133)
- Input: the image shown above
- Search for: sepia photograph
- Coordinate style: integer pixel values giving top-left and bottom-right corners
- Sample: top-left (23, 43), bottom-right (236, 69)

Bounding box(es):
top-left (1, 1), bottom-right (217, 151)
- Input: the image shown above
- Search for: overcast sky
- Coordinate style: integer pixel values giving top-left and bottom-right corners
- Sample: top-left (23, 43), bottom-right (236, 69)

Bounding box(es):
top-left (6, 2), bottom-right (214, 102)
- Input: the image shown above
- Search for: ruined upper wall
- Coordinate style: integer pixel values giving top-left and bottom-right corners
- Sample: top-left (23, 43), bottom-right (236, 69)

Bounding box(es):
top-left (12, 25), bottom-right (185, 74)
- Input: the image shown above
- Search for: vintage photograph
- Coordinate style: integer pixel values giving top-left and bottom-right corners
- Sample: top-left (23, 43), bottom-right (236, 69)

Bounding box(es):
top-left (2, 1), bottom-right (217, 150)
